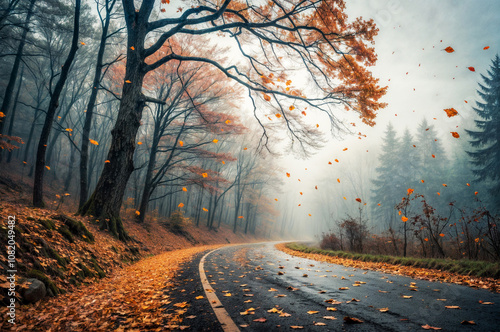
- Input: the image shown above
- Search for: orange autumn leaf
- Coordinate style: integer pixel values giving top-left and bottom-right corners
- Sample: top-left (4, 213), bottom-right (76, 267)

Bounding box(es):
top-left (442, 184), bottom-right (447, 187)
top-left (65, 128), bottom-right (73, 132)
top-left (0, 112), bottom-right (5, 117)
top-left (328, 161), bottom-right (332, 165)
top-left (337, 178), bottom-right (340, 183)
top-left (467, 67), bottom-right (475, 72)
top-left (202, 208), bottom-right (208, 212)
top-left (275, 198), bottom-right (278, 201)
top-left (225, 119), bottom-right (231, 124)
top-left (89, 139), bottom-right (99, 145)
top-left (80, 41), bottom-right (85, 45)
top-left (300, 192), bottom-right (303, 195)
top-left (289, 105), bottom-right (295, 111)
top-left (182, 187), bottom-right (187, 192)
top-left (130, 46), bottom-right (135, 50)
top-left (275, 113), bottom-right (282, 118)
top-left (178, 203), bottom-right (184, 208)
top-left (301, 111), bottom-right (307, 116)
top-left (355, 198), bottom-right (362, 203)
top-left (444, 108), bottom-right (458, 117)
top-left (179, 140), bottom-right (184, 146)
top-left (451, 132), bottom-right (460, 138)
top-left (201, 173), bottom-right (208, 178)
top-left (422, 324), bottom-right (442, 330)
top-left (402, 216), bottom-right (408, 222)
top-left (439, 233), bottom-right (445, 237)
top-left (343, 197), bottom-right (347, 200)
top-left (137, 141), bottom-right (142, 145)
top-left (212, 139), bottom-right (218, 143)
top-left (238, 216), bottom-right (244, 219)
top-left (483, 46), bottom-right (490, 50)
top-left (466, 183), bottom-right (470, 186)
top-left (474, 191), bottom-right (478, 195)
top-left (135, 210), bottom-right (140, 216)
top-left (286, 172), bottom-right (290, 177)
top-left (407, 188), bottom-right (414, 195)
top-left (125, 80), bottom-right (131, 83)
top-left (432, 154), bottom-right (436, 158)
top-left (421, 179), bottom-right (425, 183)
top-left (263, 94), bottom-right (271, 101)
top-left (45, 166), bottom-right (50, 170)
top-left (444, 46), bottom-right (455, 53)
top-left (308, 214), bottom-right (312, 216)
top-left (343, 148), bottom-right (348, 151)
top-left (437, 192), bottom-right (440, 196)
top-left (424, 238), bottom-right (429, 241)
top-left (335, 159), bottom-right (339, 163)
top-left (104, 160), bottom-right (110, 163)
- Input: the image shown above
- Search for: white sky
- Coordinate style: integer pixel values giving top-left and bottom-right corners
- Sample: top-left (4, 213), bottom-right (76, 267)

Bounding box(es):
top-left (272, 0), bottom-right (500, 236)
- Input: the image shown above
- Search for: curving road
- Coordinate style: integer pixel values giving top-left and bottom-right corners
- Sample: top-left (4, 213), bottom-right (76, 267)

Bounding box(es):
top-left (164, 242), bottom-right (500, 331)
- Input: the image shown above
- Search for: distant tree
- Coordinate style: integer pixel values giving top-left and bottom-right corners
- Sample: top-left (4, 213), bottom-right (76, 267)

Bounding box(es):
top-left (466, 55), bottom-right (500, 210)
top-left (371, 123), bottom-right (402, 228)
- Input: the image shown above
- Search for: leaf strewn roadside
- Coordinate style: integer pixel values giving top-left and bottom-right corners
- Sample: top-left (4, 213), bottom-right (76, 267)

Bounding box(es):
top-left (277, 243), bottom-right (500, 293)
top-left (0, 245), bottom-right (221, 331)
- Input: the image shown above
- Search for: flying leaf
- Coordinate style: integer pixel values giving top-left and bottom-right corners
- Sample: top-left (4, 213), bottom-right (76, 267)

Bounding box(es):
top-left (343, 148), bottom-right (348, 151)
top-left (444, 46), bottom-right (455, 53)
top-left (407, 188), bottom-right (414, 195)
top-left (137, 141), bottom-right (142, 145)
top-left (263, 94), bottom-right (271, 101)
top-left (483, 46), bottom-right (490, 50)
top-left (275, 113), bottom-right (282, 118)
top-left (451, 132), bottom-right (460, 138)
top-left (89, 139), bottom-right (99, 145)
top-left (179, 140), bottom-right (184, 146)
top-left (432, 154), bottom-right (436, 158)
top-left (135, 210), bottom-right (140, 216)
top-left (402, 216), bottom-right (408, 222)
top-left (355, 198), bottom-right (362, 203)
top-left (125, 80), bottom-right (131, 83)
top-left (439, 233), bottom-right (445, 237)
top-left (202, 173), bottom-right (208, 178)
top-left (104, 160), bottom-right (110, 163)
top-left (80, 41), bottom-right (86, 45)
top-left (45, 166), bottom-right (50, 170)
top-left (275, 198), bottom-right (278, 201)
top-left (301, 111), bottom-right (307, 116)
top-left (238, 216), bottom-right (244, 219)
top-left (225, 119), bottom-right (231, 124)
top-left (130, 46), bottom-right (135, 50)
top-left (182, 187), bottom-right (187, 192)
top-left (335, 159), bottom-right (339, 163)
top-left (202, 208), bottom-right (208, 212)
top-left (286, 172), bottom-right (290, 177)
top-left (178, 203), bottom-right (184, 208)
top-left (65, 128), bottom-right (73, 132)
top-left (444, 108), bottom-right (458, 117)
top-left (212, 139), bottom-right (218, 143)
top-left (467, 67), bottom-right (475, 72)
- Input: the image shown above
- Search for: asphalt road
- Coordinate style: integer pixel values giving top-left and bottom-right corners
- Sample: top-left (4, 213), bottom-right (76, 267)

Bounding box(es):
top-left (164, 243), bottom-right (500, 331)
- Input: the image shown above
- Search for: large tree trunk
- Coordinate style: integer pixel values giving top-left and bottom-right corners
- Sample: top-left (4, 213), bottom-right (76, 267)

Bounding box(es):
top-left (79, 0), bottom-right (115, 209)
top-left (33, 0), bottom-right (81, 207)
top-left (136, 129), bottom-right (159, 223)
top-left (78, 2), bottom-right (150, 240)
top-left (5, 65), bottom-right (24, 163)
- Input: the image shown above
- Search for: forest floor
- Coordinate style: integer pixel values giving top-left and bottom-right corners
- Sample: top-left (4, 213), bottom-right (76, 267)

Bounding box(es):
top-left (0, 167), bottom-right (267, 330)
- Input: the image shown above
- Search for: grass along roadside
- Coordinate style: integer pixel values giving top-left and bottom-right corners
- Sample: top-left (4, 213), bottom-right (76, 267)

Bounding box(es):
top-left (277, 242), bottom-right (500, 293)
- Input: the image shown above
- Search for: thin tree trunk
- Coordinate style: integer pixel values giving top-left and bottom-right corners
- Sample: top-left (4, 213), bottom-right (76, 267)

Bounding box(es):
top-left (0, 0), bottom-right (35, 139)
top-left (33, 0), bottom-right (81, 207)
top-left (6, 65), bottom-right (24, 163)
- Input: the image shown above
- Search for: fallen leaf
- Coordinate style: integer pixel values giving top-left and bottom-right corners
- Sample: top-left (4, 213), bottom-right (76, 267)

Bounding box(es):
top-left (290, 326), bottom-right (303, 329)
top-left (307, 311), bottom-right (319, 314)
top-left (379, 308), bottom-right (389, 312)
top-left (422, 324), bottom-right (442, 330)
top-left (253, 317), bottom-right (267, 323)
top-left (445, 305), bottom-right (460, 309)
top-left (314, 322), bottom-right (326, 326)
top-left (344, 316), bottom-right (363, 324)
top-left (444, 46), bottom-right (455, 53)
top-left (461, 320), bottom-right (476, 325)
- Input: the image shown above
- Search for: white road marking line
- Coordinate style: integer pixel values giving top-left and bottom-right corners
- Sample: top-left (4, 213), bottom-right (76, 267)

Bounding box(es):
top-left (199, 247), bottom-right (241, 332)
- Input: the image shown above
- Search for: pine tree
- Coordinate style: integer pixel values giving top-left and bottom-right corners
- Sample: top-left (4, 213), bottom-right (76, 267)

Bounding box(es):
top-left (466, 55), bottom-right (500, 209)
top-left (371, 123), bottom-right (403, 227)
